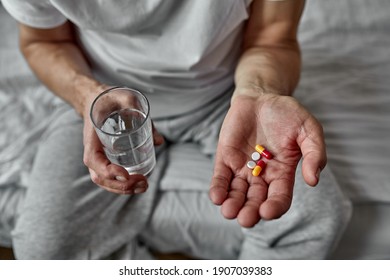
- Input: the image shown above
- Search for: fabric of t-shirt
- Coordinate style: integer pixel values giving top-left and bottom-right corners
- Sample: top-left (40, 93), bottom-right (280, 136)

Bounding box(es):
top-left (2, 0), bottom-right (252, 118)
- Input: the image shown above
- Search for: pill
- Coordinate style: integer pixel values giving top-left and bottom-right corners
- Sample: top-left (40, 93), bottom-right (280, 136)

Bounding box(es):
top-left (251, 152), bottom-right (261, 161)
top-left (255, 144), bottom-right (273, 159)
top-left (246, 160), bottom-right (256, 169)
top-left (252, 160), bottom-right (266, 177)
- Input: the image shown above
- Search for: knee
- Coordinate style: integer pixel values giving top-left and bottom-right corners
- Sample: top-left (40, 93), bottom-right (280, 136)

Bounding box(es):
top-left (289, 165), bottom-right (353, 258)
top-left (11, 201), bottom-right (89, 260)
top-left (239, 166), bottom-right (352, 259)
top-left (12, 214), bottom-right (72, 259)
top-left (239, 204), bottom-right (352, 260)
top-left (310, 165), bottom-right (353, 248)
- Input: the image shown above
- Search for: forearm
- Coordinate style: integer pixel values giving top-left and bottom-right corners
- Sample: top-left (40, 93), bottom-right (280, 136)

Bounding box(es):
top-left (19, 23), bottom-right (102, 117)
top-left (233, 0), bottom-right (304, 100)
top-left (233, 42), bottom-right (301, 100)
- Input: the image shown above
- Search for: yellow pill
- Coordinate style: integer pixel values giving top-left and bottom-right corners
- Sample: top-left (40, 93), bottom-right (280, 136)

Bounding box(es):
top-left (251, 160), bottom-right (266, 176)
top-left (252, 166), bottom-right (262, 176)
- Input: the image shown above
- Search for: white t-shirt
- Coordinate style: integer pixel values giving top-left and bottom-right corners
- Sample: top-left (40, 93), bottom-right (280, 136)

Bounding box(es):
top-left (3, 0), bottom-right (252, 118)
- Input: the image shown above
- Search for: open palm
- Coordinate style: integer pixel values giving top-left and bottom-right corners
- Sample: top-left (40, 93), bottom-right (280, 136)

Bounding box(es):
top-left (209, 94), bottom-right (326, 228)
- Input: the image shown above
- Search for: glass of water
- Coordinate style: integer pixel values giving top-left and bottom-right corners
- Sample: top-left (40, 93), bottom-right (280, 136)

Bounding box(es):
top-left (90, 86), bottom-right (156, 176)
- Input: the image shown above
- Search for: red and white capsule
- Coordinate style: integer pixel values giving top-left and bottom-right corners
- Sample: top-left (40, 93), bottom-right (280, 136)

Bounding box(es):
top-left (252, 160), bottom-right (266, 177)
top-left (255, 144), bottom-right (273, 160)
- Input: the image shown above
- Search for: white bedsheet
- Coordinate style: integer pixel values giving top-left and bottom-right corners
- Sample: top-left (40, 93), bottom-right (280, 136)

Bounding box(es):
top-left (0, 5), bottom-right (67, 187)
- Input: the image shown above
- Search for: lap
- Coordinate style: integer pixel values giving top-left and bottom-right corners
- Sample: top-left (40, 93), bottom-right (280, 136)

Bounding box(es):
top-left (141, 144), bottom-right (351, 260)
top-left (12, 108), bottom-right (161, 259)
top-left (239, 163), bottom-right (352, 259)
top-left (141, 190), bottom-right (243, 259)
top-left (12, 106), bottom-right (351, 260)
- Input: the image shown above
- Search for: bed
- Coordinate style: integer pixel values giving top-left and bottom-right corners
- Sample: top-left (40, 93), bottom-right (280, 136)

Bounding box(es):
top-left (1, 0), bottom-right (390, 259)
top-left (296, 0), bottom-right (390, 259)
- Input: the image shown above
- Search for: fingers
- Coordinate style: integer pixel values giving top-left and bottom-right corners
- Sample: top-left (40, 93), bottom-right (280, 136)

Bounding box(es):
top-left (89, 168), bottom-right (148, 195)
top-left (236, 180), bottom-right (267, 227)
top-left (220, 176), bottom-right (248, 219)
top-left (302, 150), bottom-right (326, 186)
top-left (299, 118), bottom-right (327, 187)
top-left (82, 87), bottom-right (152, 195)
top-left (209, 165), bottom-right (232, 205)
top-left (213, 176), bottom-right (293, 227)
top-left (85, 149), bottom-right (148, 194)
top-left (152, 122), bottom-right (164, 146)
top-left (259, 178), bottom-right (294, 220)
top-left (210, 158), bottom-right (268, 227)
top-left (83, 123), bottom-right (148, 195)
top-left (212, 174), bottom-right (262, 228)
top-left (211, 163), bottom-right (294, 226)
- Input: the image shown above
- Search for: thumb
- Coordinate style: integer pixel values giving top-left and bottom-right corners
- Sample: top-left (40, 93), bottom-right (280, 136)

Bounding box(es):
top-left (299, 119), bottom-right (327, 187)
top-left (302, 149), bottom-right (327, 186)
top-left (152, 122), bottom-right (164, 146)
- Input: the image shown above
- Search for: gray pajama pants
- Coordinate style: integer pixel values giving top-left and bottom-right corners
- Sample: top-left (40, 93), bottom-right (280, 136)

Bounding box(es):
top-left (10, 93), bottom-right (352, 259)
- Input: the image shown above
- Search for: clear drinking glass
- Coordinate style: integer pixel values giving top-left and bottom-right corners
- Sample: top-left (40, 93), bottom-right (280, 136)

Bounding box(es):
top-left (90, 86), bottom-right (156, 175)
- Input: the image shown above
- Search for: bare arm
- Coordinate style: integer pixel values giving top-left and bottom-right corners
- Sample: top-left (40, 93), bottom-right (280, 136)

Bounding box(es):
top-left (18, 21), bottom-right (101, 116)
top-left (234, 0), bottom-right (325, 187)
top-left (233, 0), bottom-right (305, 100)
top-left (210, 0), bottom-right (327, 227)
top-left (18, 22), bottom-right (155, 194)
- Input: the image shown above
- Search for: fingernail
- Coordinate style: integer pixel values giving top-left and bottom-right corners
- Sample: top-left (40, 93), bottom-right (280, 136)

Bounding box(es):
top-left (134, 181), bottom-right (148, 194)
top-left (115, 176), bottom-right (127, 182)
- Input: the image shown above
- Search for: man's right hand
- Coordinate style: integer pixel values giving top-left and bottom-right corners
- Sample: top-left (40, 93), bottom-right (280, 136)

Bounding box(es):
top-left (81, 88), bottom-right (164, 195)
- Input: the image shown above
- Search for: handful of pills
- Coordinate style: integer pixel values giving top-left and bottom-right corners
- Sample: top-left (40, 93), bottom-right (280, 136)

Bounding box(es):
top-left (246, 144), bottom-right (273, 176)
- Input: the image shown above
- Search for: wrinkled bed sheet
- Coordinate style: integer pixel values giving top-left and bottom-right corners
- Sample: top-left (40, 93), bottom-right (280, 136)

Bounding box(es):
top-left (1, 0), bottom-right (390, 258)
top-left (296, 0), bottom-right (390, 203)
top-left (0, 6), bottom-right (67, 188)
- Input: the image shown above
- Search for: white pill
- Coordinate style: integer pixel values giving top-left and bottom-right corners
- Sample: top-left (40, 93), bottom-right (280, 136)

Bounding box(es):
top-left (246, 160), bottom-right (256, 169)
top-left (251, 152), bottom-right (261, 161)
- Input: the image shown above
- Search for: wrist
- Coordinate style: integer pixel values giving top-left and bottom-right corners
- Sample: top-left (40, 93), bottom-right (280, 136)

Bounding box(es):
top-left (231, 84), bottom-right (281, 104)
top-left (72, 75), bottom-right (106, 118)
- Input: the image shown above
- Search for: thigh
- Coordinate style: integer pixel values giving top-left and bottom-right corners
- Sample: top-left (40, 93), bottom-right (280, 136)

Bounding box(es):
top-left (0, 184), bottom-right (25, 247)
top-left (12, 108), bottom-right (161, 259)
top-left (139, 142), bottom-right (243, 259)
top-left (239, 162), bottom-right (352, 259)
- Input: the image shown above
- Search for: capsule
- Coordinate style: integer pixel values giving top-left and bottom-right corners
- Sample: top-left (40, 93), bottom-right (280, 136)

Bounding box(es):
top-left (252, 160), bottom-right (266, 176)
top-left (255, 144), bottom-right (273, 160)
